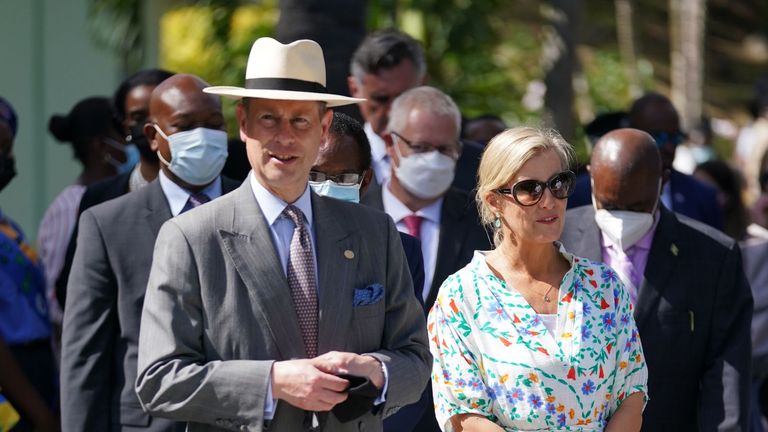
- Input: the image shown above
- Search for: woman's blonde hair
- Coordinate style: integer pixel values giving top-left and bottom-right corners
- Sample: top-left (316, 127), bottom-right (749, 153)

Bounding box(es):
top-left (476, 126), bottom-right (575, 245)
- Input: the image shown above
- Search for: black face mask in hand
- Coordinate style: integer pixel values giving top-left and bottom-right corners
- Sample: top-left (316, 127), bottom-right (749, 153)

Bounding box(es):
top-left (128, 123), bottom-right (158, 163)
top-left (0, 154), bottom-right (16, 192)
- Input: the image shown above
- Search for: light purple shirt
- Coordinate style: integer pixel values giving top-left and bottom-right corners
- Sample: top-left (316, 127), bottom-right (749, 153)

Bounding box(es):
top-left (600, 212), bottom-right (660, 304)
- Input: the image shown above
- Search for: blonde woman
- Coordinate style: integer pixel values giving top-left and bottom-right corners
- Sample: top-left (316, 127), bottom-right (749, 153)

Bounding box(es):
top-left (428, 127), bottom-right (647, 431)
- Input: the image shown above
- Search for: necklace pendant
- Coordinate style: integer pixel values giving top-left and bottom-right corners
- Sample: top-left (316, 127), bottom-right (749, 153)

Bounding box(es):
top-left (544, 295), bottom-right (551, 303)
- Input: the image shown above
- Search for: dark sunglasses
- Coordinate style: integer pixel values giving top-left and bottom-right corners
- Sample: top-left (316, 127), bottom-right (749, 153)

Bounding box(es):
top-left (495, 170), bottom-right (576, 206)
top-left (649, 131), bottom-right (685, 147)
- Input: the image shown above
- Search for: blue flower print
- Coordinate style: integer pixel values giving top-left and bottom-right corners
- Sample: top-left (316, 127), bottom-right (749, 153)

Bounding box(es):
top-left (486, 301), bottom-right (505, 321)
top-left (546, 402), bottom-right (556, 415)
top-left (442, 370), bottom-right (452, 381)
top-left (582, 301), bottom-right (592, 316)
top-left (581, 325), bottom-right (592, 341)
top-left (487, 382), bottom-right (503, 401)
top-left (528, 394), bottom-right (543, 409)
top-left (601, 268), bottom-right (618, 283)
top-left (621, 313), bottom-right (630, 326)
top-left (581, 379), bottom-right (596, 395)
top-left (557, 413), bottom-right (567, 426)
top-left (468, 378), bottom-right (483, 391)
top-left (455, 377), bottom-right (467, 388)
top-left (602, 312), bottom-right (616, 330)
top-left (506, 387), bottom-right (525, 405)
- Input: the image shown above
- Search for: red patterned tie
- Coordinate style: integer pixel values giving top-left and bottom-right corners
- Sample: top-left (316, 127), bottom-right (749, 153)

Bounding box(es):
top-left (402, 214), bottom-right (423, 240)
top-left (283, 205), bottom-right (319, 358)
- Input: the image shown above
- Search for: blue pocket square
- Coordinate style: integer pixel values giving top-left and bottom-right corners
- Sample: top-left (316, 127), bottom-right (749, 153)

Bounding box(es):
top-left (353, 283), bottom-right (384, 306)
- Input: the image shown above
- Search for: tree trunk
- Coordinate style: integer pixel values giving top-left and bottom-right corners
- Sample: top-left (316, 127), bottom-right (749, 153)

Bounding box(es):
top-left (275, 0), bottom-right (369, 101)
top-left (542, 0), bottom-right (579, 141)
top-left (670, 0), bottom-right (706, 131)
top-left (615, 0), bottom-right (641, 99)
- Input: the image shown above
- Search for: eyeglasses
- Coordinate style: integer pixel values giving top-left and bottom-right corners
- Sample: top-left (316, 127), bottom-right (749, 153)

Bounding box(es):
top-left (649, 131), bottom-right (685, 147)
top-left (390, 131), bottom-right (461, 160)
top-left (309, 170), bottom-right (365, 186)
top-left (495, 170), bottom-right (576, 206)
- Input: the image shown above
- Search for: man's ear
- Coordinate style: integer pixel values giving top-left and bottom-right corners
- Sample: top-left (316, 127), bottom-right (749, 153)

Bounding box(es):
top-left (347, 76), bottom-right (360, 97)
top-left (320, 109), bottom-right (333, 137)
top-left (236, 102), bottom-right (248, 143)
top-left (360, 168), bottom-right (374, 195)
top-left (143, 122), bottom-right (159, 152)
top-left (384, 132), bottom-right (397, 160)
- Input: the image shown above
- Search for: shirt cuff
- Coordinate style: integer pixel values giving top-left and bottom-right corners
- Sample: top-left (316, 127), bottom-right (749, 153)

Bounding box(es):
top-left (264, 376), bottom-right (276, 420)
top-left (373, 362), bottom-right (389, 405)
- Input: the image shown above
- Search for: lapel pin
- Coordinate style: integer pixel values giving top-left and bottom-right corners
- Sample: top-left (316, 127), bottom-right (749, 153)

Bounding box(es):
top-left (670, 244), bottom-right (679, 256)
top-left (344, 250), bottom-right (355, 259)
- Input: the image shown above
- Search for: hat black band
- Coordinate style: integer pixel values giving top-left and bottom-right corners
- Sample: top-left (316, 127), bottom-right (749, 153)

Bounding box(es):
top-left (245, 78), bottom-right (327, 93)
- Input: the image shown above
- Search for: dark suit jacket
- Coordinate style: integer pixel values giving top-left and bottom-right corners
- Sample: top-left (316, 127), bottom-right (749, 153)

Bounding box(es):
top-left (567, 170), bottom-right (724, 230)
top-left (399, 232), bottom-right (425, 309)
top-left (60, 177), bottom-right (240, 432)
top-left (56, 172), bottom-right (132, 307)
top-left (363, 186), bottom-right (491, 432)
top-left (560, 205), bottom-right (752, 431)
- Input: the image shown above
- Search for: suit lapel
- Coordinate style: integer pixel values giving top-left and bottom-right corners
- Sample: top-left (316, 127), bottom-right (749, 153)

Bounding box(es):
top-left (217, 182), bottom-right (305, 359)
top-left (312, 194), bottom-right (356, 353)
top-left (564, 206), bottom-right (602, 262)
top-left (427, 190), bottom-right (469, 309)
top-left (143, 180), bottom-right (173, 238)
top-left (635, 207), bottom-right (679, 329)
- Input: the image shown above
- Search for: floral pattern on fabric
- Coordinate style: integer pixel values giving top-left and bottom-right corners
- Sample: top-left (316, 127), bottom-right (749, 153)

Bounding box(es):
top-left (428, 247), bottom-right (647, 431)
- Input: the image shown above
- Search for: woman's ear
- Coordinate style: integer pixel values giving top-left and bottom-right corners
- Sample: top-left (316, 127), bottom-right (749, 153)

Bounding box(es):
top-left (485, 191), bottom-right (503, 215)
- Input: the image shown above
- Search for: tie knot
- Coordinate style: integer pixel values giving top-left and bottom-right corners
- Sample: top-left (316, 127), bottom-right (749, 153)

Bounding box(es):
top-left (401, 214), bottom-right (423, 239)
top-left (283, 205), bottom-right (305, 227)
top-left (189, 192), bottom-right (210, 207)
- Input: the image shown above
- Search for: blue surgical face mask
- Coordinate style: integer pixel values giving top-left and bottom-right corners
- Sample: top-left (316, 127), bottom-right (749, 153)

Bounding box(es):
top-left (310, 180), bottom-right (361, 203)
top-left (103, 138), bottom-right (139, 175)
top-left (154, 125), bottom-right (228, 186)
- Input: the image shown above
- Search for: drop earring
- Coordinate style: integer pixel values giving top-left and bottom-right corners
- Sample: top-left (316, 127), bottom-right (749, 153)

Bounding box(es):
top-left (493, 213), bottom-right (501, 229)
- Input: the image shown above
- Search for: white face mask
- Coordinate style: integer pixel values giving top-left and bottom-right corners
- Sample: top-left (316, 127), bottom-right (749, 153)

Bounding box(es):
top-left (154, 125), bottom-right (228, 186)
top-left (592, 179), bottom-right (662, 251)
top-left (392, 139), bottom-right (456, 200)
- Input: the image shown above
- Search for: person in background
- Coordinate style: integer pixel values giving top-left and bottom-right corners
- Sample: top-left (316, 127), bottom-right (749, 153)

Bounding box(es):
top-left (561, 128), bottom-right (752, 431)
top-left (461, 114), bottom-right (507, 146)
top-left (309, 111), bottom-right (428, 431)
top-left (60, 74), bottom-right (240, 432)
top-left (37, 96), bottom-right (129, 329)
top-left (54, 69), bottom-right (173, 313)
top-left (429, 126), bottom-right (646, 431)
top-left (348, 29), bottom-right (483, 194)
top-left (694, 159), bottom-right (768, 431)
top-left (751, 150), bottom-right (768, 231)
top-left (0, 96), bottom-right (58, 432)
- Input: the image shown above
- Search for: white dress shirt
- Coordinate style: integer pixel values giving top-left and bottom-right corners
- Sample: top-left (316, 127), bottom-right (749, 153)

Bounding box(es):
top-left (158, 170), bottom-right (223, 217)
top-left (365, 122), bottom-right (391, 184)
top-left (247, 172), bottom-right (388, 419)
top-left (381, 181), bottom-right (443, 302)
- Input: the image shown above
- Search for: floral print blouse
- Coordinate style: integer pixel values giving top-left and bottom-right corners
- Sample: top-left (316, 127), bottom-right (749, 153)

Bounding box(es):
top-left (428, 247), bottom-right (647, 431)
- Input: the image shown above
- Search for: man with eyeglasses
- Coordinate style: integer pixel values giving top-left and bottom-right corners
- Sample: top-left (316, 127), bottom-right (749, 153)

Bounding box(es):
top-left (360, 86), bottom-right (491, 432)
top-left (348, 29), bottom-right (484, 194)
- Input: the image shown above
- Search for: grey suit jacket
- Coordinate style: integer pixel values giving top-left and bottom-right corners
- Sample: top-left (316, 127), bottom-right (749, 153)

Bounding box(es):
top-left (135, 181), bottom-right (431, 432)
top-left (61, 177), bottom-right (240, 432)
top-left (560, 205), bottom-right (753, 432)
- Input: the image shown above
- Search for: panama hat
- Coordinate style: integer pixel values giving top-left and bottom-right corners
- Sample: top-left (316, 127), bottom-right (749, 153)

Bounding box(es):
top-left (204, 37), bottom-right (364, 108)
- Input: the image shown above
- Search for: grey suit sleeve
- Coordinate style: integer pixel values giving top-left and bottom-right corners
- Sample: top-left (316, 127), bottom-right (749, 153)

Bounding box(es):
top-left (136, 220), bottom-right (272, 431)
top-left (364, 217), bottom-right (432, 417)
top-left (698, 244), bottom-right (753, 432)
top-left (60, 210), bottom-right (117, 431)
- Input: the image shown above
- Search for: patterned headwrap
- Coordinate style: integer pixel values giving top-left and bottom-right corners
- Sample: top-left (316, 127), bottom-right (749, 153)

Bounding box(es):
top-left (0, 97), bottom-right (18, 138)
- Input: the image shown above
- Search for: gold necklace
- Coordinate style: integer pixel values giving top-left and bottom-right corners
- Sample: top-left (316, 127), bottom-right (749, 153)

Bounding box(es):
top-left (542, 285), bottom-right (555, 303)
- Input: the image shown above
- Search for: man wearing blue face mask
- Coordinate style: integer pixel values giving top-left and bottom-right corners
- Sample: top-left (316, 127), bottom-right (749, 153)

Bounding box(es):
top-left (560, 128), bottom-right (752, 432)
top-left (61, 74), bottom-right (241, 432)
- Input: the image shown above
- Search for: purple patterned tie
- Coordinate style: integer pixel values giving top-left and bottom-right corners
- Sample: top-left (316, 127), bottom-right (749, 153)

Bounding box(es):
top-left (181, 192), bottom-right (211, 213)
top-left (283, 205), bottom-right (319, 358)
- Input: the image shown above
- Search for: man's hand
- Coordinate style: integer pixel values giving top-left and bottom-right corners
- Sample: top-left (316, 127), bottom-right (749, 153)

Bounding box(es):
top-left (271, 359), bottom-right (350, 411)
top-left (311, 351), bottom-right (385, 389)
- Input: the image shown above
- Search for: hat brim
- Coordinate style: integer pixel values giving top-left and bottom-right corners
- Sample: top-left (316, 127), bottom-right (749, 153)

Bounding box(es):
top-left (203, 86), bottom-right (365, 108)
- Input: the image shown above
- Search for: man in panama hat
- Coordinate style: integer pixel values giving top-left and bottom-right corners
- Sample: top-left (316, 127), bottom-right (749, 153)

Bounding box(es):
top-left (135, 37), bottom-right (431, 432)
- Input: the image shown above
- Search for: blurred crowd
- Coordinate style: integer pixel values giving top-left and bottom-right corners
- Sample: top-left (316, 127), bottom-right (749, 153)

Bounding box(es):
top-left (0, 27), bottom-right (767, 432)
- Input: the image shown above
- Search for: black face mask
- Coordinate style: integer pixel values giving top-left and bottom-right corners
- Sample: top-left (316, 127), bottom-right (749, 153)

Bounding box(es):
top-left (128, 123), bottom-right (158, 163)
top-left (0, 154), bottom-right (16, 192)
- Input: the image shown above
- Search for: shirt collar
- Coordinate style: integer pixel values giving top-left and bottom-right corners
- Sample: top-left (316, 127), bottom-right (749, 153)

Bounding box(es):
top-left (159, 170), bottom-right (223, 217)
top-left (381, 180), bottom-right (443, 224)
top-left (249, 171), bottom-right (313, 229)
top-left (365, 122), bottom-right (388, 163)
